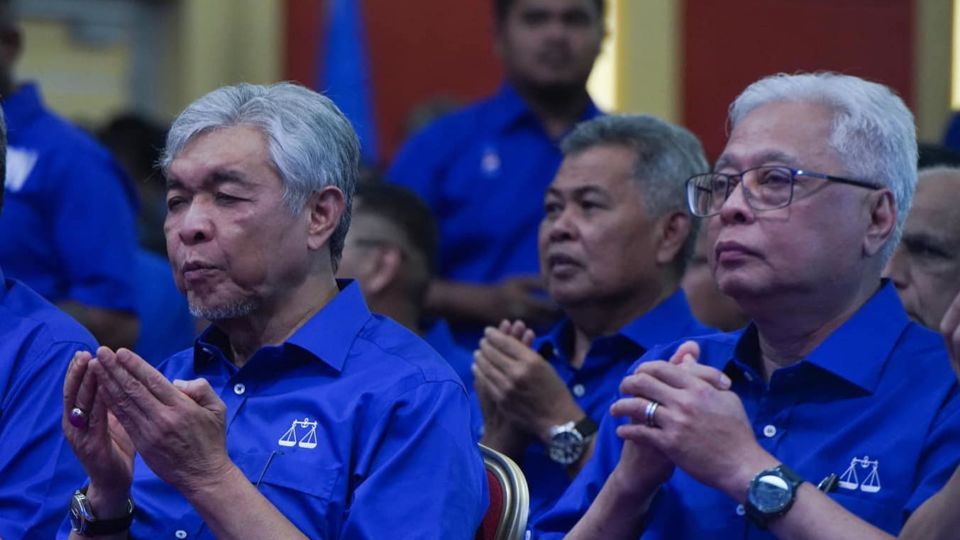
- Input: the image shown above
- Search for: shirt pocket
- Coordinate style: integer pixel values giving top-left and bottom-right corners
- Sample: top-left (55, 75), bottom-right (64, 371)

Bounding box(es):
top-left (829, 491), bottom-right (903, 534)
top-left (234, 450), bottom-right (344, 536)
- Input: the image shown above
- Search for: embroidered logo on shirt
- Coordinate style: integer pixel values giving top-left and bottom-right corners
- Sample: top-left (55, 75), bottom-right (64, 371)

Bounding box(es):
top-left (278, 417), bottom-right (318, 449)
top-left (838, 455), bottom-right (881, 493)
top-left (5, 146), bottom-right (38, 192)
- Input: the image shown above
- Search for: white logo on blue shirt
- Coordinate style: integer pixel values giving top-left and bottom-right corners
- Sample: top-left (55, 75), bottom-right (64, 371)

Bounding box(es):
top-left (5, 146), bottom-right (38, 192)
top-left (838, 455), bottom-right (881, 493)
top-left (278, 417), bottom-right (318, 449)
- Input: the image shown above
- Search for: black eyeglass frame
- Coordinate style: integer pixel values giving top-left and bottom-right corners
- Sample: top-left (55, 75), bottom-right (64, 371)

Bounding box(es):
top-left (685, 166), bottom-right (883, 217)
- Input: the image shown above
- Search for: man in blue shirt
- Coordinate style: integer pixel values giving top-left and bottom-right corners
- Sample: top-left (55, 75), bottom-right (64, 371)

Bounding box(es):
top-left (474, 115), bottom-right (712, 522)
top-left (534, 73), bottom-right (960, 539)
top-left (389, 0), bottom-right (605, 346)
top-left (337, 181), bottom-right (484, 437)
top-left (59, 82), bottom-right (486, 539)
top-left (0, 105), bottom-right (98, 540)
top-left (0, 5), bottom-right (139, 350)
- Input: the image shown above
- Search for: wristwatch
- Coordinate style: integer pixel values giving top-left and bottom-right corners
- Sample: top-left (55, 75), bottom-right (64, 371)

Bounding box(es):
top-left (69, 487), bottom-right (135, 537)
top-left (744, 463), bottom-right (804, 529)
top-left (547, 416), bottom-right (598, 466)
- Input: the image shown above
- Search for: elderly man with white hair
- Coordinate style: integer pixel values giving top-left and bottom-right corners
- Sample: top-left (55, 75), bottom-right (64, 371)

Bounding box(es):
top-left (58, 82), bottom-right (486, 540)
top-left (532, 72), bottom-right (960, 539)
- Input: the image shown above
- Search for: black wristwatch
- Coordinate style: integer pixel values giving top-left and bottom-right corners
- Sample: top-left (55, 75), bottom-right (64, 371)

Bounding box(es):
top-left (69, 486), bottom-right (135, 537)
top-left (744, 463), bottom-right (804, 529)
top-left (547, 416), bottom-right (599, 466)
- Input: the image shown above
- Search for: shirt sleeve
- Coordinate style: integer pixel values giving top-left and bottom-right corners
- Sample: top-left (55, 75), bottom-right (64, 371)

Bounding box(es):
top-left (905, 388), bottom-right (960, 517)
top-left (52, 151), bottom-right (139, 312)
top-left (530, 403), bottom-right (628, 539)
top-left (341, 379), bottom-right (488, 539)
top-left (0, 339), bottom-right (92, 539)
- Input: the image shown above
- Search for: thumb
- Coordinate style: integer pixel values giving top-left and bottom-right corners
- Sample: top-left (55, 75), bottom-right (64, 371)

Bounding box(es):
top-left (173, 378), bottom-right (219, 409)
top-left (668, 340), bottom-right (701, 365)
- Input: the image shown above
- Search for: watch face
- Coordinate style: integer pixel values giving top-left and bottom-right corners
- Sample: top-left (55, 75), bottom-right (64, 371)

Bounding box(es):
top-left (548, 430), bottom-right (584, 465)
top-left (749, 474), bottom-right (792, 513)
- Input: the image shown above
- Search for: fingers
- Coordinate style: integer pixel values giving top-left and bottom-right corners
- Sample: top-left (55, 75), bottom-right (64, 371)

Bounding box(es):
top-left (619, 365), bottom-right (679, 409)
top-left (173, 378), bottom-right (220, 410)
top-left (63, 351), bottom-right (92, 426)
top-left (473, 348), bottom-right (513, 397)
top-left (496, 320), bottom-right (537, 347)
top-left (668, 340), bottom-right (701, 365)
top-left (91, 348), bottom-right (152, 427)
top-left (483, 327), bottom-right (537, 361)
top-left (115, 348), bottom-right (184, 406)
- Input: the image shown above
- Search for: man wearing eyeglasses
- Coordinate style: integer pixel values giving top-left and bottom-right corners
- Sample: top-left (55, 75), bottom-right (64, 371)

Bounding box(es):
top-left (533, 72), bottom-right (960, 539)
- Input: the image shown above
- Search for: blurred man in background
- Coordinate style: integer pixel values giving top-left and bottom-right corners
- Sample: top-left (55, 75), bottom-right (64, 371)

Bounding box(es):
top-left (885, 166), bottom-right (960, 330)
top-left (390, 0), bottom-right (605, 346)
top-left (0, 1), bottom-right (139, 349)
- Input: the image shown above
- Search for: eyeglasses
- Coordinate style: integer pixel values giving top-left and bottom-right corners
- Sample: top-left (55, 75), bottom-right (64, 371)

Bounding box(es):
top-left (685, 166), bottom-right (882, 217)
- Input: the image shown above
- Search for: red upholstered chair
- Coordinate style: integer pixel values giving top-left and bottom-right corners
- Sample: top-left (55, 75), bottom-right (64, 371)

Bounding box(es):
top-left (476, 444), bottom-right (530, 540)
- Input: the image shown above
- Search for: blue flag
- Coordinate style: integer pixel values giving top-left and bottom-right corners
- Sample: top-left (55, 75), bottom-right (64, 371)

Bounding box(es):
top-left (319, 0), bottom-right (379, 164)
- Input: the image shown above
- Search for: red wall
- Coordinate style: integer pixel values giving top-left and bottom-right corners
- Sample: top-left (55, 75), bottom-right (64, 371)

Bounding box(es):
top-left (287, 1), bottom-right (918, 164)
top-left (681, 0), bottom-right (916, 160)
top-left (285, 0), bottom-right (503, 164)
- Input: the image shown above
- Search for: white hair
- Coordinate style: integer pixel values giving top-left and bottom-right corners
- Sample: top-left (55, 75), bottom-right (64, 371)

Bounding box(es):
top-left (730, 72), bottom-right (917, 264)
top-left (160, 82), bottom-right (360, 267)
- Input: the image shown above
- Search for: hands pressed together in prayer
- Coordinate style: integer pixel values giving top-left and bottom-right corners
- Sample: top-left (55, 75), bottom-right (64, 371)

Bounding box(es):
top-left (62, 347), bottom-right (234, 518)
top-left (473, 319), bottom-right (585, 460)
top-left (609, 341), bottom-right (776, 501)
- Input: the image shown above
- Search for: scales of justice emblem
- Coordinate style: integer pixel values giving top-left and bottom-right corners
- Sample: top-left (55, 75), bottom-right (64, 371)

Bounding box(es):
top-left (837, 455), bottom-right (881, 493)
top-left (278, 418), bottom-right (319, 449)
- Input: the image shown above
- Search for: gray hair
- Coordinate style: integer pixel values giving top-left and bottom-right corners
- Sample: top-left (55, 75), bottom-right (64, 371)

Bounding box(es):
top-left (560, 114), bottom-right (709, 274)
top-left (918, 165), bottom-right (960, 180)
top-left (729, 72), bottom-right (917, 265)
top-left (160, 82), bottom-right (360, 268)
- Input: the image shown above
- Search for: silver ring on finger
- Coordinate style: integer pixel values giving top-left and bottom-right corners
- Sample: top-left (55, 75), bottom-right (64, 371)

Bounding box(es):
top-left (644, 400), bottom-right (660, 428)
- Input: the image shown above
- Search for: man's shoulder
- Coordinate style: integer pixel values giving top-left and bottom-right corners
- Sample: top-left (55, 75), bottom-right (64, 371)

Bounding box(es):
top-left (392, 93), bottom-right (506, 163)
top-left (0, 278), bottom-right (97, 357)
top-left (352, 314), bottom-right (466, 387)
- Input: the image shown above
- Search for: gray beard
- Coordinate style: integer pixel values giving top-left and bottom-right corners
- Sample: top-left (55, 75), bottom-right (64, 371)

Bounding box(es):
top-left (189, 299), bottom-right (259, 321)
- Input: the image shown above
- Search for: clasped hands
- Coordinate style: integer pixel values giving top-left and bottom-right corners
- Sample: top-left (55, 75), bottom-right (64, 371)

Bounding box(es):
top-left (608, 341), bottom-right (774, 501)
top-left (62, 347), bottom-right (234, 514)
top-left (472, 319), bottom-right (584, 457)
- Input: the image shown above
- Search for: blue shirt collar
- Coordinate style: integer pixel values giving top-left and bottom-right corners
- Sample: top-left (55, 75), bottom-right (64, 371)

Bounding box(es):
top-left (732, 280), bottom-right (908, 393)
top-left (488, 83), bottom-right (602, 135)
top-left (2, 82), bottom-right (44, 128)
top-left (194, 279), bottom-right (371, 373)
top-left (538, 288), bottom-right (702, 360)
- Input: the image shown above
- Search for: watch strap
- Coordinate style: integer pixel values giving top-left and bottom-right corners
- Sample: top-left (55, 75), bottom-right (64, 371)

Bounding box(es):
top-left (72, 487), bottom-right (135, 536)
top-left (574, 416), bottom-right (599, 439)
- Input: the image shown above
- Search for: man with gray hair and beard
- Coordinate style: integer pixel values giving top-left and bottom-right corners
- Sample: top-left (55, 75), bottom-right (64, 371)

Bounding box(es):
top-left (533, 72), bottom-right (960, 539)
top-left (58, 82), bottom-right (486, 539)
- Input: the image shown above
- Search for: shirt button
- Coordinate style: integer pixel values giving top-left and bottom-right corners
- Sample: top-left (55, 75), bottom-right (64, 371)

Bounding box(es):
top-left (233, 383), bottom-right (246, 395)
top-left (572, 384), bottom-right (585, 397)
top-left (735, 504), bottom-right (745, 516)
top-left (175, 530), bottom-right (187, 539)
top-left (763, 424), bottom-right (777, 438)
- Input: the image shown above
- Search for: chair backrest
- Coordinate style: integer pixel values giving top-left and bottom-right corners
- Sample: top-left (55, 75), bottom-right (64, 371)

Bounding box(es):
top-left (476, 444), bottom-right (530, 540)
